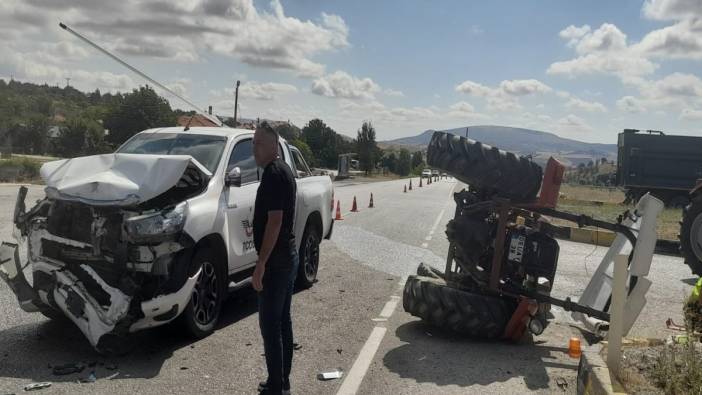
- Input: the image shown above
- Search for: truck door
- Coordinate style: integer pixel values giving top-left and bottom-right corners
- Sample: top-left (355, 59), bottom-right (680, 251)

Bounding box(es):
top-left (224, 137), bottom-right (260, 273)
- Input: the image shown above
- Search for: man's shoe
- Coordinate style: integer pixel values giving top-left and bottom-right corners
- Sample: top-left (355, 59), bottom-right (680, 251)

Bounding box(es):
top-left (258, 381), bottom-right (290, 395)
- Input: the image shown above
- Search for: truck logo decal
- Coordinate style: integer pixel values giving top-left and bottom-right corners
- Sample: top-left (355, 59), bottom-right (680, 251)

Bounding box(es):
top-left (242, 219), bottom-right (253, 237)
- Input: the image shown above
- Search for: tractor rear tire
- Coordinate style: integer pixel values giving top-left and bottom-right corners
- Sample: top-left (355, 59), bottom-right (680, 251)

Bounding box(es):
top-left (402, 275), bottom-right (516, 339)
top-left (680, 192), bottom-right (702, 276)
top-left (426, 131), bottom-right (542, 201)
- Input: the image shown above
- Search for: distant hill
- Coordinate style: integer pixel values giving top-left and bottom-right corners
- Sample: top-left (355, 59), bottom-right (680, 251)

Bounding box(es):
top-left (381, 125), bottom-right (617, 167)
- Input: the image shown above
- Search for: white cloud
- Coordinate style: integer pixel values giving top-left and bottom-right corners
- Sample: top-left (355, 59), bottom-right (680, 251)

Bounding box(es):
top-left (470, 25), bottom-right (484, 35)
top-left (574, 23), bottom-right (628, 54)
top-left (643, 0), bottom-right (702, 20)
top-left (449, 101), bottom-right (476, 113)
top-left (499, 79), bottom-right (552, 96)
top-left (634, 18), bottom-right (702, 60)
top-left (556, 114), bottom-right (594, 134)
top-left (559, 24), bottom-right (591, 46)
top-left (239, 81), bottom-right (298, 100)
top-left (681, 108), bottom-right (702, 120)
top-left (648, 72), bottom-right (702, 97)
top-left (383, 88), bottom-right (404, 97)
top-left (565, 97), bottom-right (607, 112)
top-left (616, 96), bottom-right (646, 113)
top-left (311, 71), bottom-right (380, 99)
top-left (2, 0), bottom-right (350, 78)
top-left (455, 80), bottom-right (494, 96)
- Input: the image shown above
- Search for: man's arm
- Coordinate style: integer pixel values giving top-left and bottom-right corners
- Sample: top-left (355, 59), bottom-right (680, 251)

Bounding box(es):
top-left (258, 211), bottom-right (283, 267)
top-left (252, 210), bottom-right (282, 291)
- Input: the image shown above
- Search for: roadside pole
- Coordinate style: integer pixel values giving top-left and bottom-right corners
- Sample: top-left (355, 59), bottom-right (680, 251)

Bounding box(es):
top-left (607, 254), bottom-right (628, 375)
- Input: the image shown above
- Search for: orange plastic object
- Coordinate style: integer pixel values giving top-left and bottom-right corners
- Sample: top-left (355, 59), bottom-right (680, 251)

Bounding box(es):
top-left (568, 337), bottom-right (582, 359)
top-left (536, 157), bottom-right (565, 208)
top-left (335, 201), bottom-right (343, 220)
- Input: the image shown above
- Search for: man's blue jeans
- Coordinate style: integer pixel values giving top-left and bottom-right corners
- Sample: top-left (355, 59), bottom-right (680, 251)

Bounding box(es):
top-left (258, 252), bottom-right (298, 393)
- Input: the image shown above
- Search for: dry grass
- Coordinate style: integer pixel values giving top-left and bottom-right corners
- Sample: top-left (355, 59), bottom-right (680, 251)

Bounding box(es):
top-left (553, 184), bottom-right (682, 241)
top-left (651, 340), bottom-right (702, 395)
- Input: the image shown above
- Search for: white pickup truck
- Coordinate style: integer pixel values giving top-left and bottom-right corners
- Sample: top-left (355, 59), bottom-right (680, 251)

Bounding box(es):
top-left (0, 126), bottom-right (334, 353)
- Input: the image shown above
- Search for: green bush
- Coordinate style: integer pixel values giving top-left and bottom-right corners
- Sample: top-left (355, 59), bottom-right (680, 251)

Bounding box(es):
top-left (0, 157), bottom-right (42, 180)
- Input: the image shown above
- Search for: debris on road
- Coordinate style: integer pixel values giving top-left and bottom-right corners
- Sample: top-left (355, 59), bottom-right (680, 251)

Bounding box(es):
top-left (106, 372), bottom-right (120, 380)
top-left (555, 377), bottom-right (568, 391)
top-left (52, 363), bottom-right (85, 376)
top-left (23, 382), bottom-right (51, 391)
top-left (317, 369), bottom-right (343, 381)
top-left (79, 371), bottom-right (97, 384)
top-left (293, 343), bottom-right (302, 351)
top-left (336, 348), bottom-right (342, 354)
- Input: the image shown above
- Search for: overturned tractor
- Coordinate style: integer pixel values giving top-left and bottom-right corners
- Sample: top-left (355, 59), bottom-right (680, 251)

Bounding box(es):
top-left (403, 131), bottom-right (664, 340)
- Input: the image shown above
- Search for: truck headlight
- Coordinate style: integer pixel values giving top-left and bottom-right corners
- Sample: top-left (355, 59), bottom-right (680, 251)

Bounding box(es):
top-left (125, 202), bottom-right (187, 240)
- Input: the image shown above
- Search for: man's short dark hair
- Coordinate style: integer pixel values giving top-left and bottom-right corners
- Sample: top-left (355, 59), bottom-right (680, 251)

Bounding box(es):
top-left (256, 122), bottom-right (279, 142)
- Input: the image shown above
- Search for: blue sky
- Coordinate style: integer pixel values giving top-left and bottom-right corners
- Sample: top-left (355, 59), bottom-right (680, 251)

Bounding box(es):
top-left (1, 0), bottom-right (701, 143)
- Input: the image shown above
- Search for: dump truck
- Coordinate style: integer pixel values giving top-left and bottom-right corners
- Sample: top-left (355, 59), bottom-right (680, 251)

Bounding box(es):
top-left (617, 128), bottom-right (702, 207)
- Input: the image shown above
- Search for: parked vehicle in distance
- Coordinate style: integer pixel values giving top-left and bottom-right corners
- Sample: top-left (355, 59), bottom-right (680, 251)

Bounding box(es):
top-left (0, 126), bottom-right (334, 353)
top-left (617, 128), bottom-right (702, 207)
top-left (422, 169), bottom-right (432, 178)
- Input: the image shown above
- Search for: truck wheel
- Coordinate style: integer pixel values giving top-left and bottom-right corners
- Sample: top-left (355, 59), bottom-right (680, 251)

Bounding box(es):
top-left (181, 247), bottom-right (226, 338)
top-left (680, 193), bottom-right (702, 276)
top-left (427, 131), bottom-right (542, 201)
top-left (403, 275), bottom-right (516, 339)
top-left (296, 225), bottom-right (320, 289)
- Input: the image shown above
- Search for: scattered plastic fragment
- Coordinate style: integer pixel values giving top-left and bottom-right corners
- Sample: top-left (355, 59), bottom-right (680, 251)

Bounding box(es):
top-left (293, 343), bottom-right (302, 351)
top-left (106, 372), bottom-right (120, 380)
top-left (317, 369), bottom-right (343, 381)
top-left (24, 382), bottom-right (51, 391)
top-left (79, 371), bottom-right (96, 383)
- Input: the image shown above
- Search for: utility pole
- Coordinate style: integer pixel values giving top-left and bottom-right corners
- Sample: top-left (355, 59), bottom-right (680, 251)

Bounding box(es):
top-left (233, 80), bottom-right (240, 127)
top-left (65, 77), bottom-right (71, 87)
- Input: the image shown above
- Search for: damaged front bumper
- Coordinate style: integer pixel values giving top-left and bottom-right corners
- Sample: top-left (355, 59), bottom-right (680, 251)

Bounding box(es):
top-left (0, 187), bottom-right (202, 353)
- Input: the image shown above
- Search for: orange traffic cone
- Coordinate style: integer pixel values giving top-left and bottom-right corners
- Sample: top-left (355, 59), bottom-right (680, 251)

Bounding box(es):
top-left (351, 196), bottom-right (359, 212)
top-left (369, 193), bottom-right (374, 208)
top-left (335, 201), bottom-right (343, 220)
top-left (568, 337), bottom-right (581, 359)
top-left (404, 185), bottom-right (407, 193)
top-left (419, 177), bottom-right (423, 187)
top-left (409, 179), bottom-right (413, 191)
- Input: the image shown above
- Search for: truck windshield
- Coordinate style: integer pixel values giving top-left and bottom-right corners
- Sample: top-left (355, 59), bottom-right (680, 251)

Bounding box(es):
top-left (117, 133), bottom-right (227, 173)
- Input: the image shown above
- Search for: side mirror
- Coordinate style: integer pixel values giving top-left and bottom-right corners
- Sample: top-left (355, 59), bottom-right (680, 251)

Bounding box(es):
top-left (225, 167), bottom-right (242, 187)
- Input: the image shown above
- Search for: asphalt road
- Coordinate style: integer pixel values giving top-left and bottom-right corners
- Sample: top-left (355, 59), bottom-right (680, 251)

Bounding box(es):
top-left (0, 180), bottom-right (694, 394)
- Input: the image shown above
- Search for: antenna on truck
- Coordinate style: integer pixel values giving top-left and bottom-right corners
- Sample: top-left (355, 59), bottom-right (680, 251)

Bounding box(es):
top-left (58, 22), bottom-right (222, 127)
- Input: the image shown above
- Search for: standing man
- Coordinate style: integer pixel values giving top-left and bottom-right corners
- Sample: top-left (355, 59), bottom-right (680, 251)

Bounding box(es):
top-left (252, 122), bottom-right (298, 395)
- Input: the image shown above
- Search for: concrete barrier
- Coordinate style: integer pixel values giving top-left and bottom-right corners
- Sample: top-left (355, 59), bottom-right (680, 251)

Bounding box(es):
top-left (555, 227), bottom-right (681, 257)
top-left (577, 345), bottom-right (626, 395)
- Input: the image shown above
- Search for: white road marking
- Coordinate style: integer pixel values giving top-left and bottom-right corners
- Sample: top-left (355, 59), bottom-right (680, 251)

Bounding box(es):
top-left (336, 183), bottom-right (458, 395)
top-left (378, 296), bottom-right (400, 318)
top-left (336, 327), bottom-right (388, 395)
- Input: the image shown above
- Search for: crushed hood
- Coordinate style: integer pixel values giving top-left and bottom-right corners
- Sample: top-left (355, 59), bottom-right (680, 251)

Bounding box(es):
top-left (41, 153), bottom-right (212, 206)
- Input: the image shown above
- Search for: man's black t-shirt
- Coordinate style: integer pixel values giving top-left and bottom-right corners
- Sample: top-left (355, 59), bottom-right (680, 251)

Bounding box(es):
top-left (253, 157), bottom-right (297, 267)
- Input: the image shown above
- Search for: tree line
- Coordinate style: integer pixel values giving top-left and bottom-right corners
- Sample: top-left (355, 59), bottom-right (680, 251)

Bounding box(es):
top-left (0, 79), bottom-right (426, 176)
